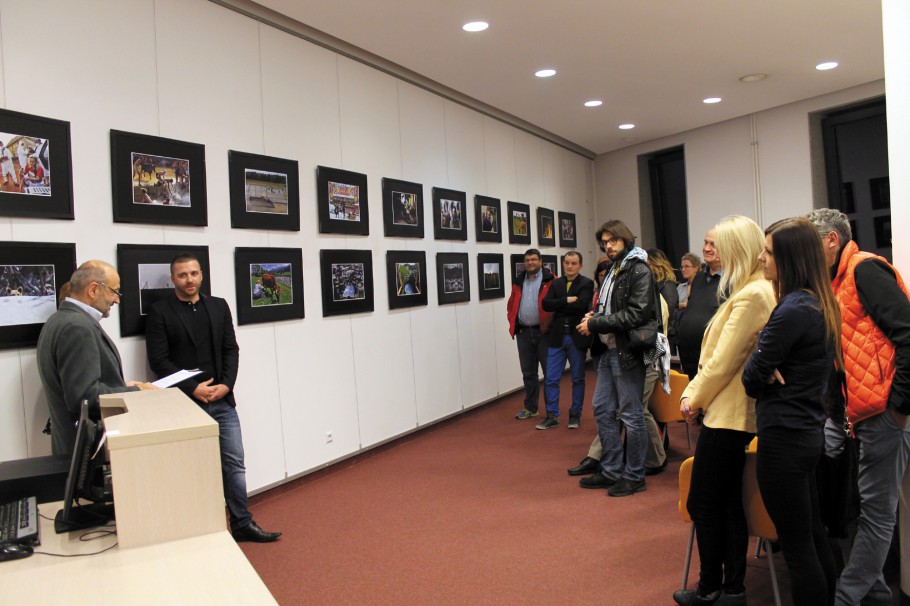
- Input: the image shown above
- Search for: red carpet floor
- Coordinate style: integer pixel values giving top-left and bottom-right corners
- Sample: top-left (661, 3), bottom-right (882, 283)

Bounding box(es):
top-left (240, 367), bottom-right (792, 605)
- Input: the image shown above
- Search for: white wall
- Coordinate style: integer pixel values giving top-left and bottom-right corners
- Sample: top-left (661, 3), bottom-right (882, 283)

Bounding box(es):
top-left (594, 80), bottom-right (886, 250)
top-left (0, 0), bottom-right (595, 490)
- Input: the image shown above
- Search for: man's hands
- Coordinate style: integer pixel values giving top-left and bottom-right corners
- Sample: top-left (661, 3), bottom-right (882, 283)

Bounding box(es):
top-left (192, 378), bottom-right (230, 403)
top-left (127, 380), bottom-right (158, 390)
top-left (577, 311), bottom-right (593, 336)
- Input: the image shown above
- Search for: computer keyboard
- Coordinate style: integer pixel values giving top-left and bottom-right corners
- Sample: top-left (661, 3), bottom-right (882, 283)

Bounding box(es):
top-left (0, 496), bottom-right (38, 545)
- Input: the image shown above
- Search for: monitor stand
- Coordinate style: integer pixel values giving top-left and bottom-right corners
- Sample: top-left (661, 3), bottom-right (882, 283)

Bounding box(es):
top-left (54, 502), bottom-right (114, 534)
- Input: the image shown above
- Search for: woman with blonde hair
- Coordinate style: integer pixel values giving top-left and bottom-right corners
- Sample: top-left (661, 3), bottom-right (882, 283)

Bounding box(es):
top-left (673, 216), bottom-right (777, 606)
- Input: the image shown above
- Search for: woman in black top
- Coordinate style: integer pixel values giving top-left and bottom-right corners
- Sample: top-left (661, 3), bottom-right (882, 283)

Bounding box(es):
top-left (742, 217), bottom-right (841, 606)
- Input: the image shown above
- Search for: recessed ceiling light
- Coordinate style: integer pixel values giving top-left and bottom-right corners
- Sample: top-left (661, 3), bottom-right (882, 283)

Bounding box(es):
top-left (535, 69), bottom-right (557, 78)
top-left (462, 21), bottom-right (489, 32)
top-left (703, 97), bottom-right (722, 104)
top-left (739, 73), bottom-right (769, 83)
top-left (584, 100), bottom-right (603, 107)
top-left (816, 61), bottom-right (839, 71)
top-left (619, 124), bottom-right (635, 130)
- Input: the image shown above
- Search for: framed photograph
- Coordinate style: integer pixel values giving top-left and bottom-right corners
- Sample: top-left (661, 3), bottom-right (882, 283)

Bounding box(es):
top-left (474, 195), bottom-right (502, 243)
top-left (316, 166), bottom-right (369, 235)
top-left (110, 130), bottom-right (207, 226)
top-left (319, 249), bottom-right (374, 317)
top-left (116, 244), bottom-right (211, 337)
top-left (869, 176), bottom-right (890, 211)
top-left (541, 254), bottom-right (559, 278)
top-left (228, 151), bottom-right (299, 231)
top-left (432, 187), bottom-right (467, 241)
top-left (233, 248), bottom-right (304, 325)
top-left (0, 242), bottom-right (76, 349)
top-left (558, 211), bottom-right (577, 248)
top-left (435, 252), bottom-right (470, 305)
top-left (477, 253), bottom-right (505, 300)
top-left (510, 253), bottom-right (525, 282)
top-left (385, 250), bottom-right (428, 310)
top-left (0, 109), bottom-right (74, 220)
top-left (507, 201), bottom-right (531, 245)
top-left (382, 178), bottom-right (424, 238)
top-left (537, 207), bottom-right (555, 247)
top-left (874, 215), bottom-right (891, 249)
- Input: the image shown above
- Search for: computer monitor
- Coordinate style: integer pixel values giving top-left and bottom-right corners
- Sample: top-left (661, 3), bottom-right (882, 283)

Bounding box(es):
top-left (54, 399), bottom-right (113, 533)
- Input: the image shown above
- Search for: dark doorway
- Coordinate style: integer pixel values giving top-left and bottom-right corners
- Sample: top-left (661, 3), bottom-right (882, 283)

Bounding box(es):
top-left (821, 98), bottom-right (890, 260)
top-left (648, 147), bottom-right (689, 271)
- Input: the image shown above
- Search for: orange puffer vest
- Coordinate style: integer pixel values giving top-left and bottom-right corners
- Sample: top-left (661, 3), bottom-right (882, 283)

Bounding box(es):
top-left (832, 240), bottom-right (909, 425)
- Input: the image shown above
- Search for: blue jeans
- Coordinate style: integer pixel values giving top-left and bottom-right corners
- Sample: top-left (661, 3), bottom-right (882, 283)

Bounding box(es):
top-left (202, 400), bottom-right (252, 531)
top-left (834, 410), bottom-right (910, 606)
top-left (544, 334), bottom-right (586, 417)
top-left (516, 327), bottom-right (548, 413)
top-left (591, 348), bottom-right (646, 481)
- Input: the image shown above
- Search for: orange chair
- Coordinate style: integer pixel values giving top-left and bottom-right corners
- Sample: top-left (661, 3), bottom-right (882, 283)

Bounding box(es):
top-left (650, 369), bottom-right (692, 449)
top-left (678, 457), bottom-right (696, 589)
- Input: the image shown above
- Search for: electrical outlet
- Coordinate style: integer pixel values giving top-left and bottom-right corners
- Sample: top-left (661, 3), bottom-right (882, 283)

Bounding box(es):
top-left (325, 431), bottom-right (333, 443)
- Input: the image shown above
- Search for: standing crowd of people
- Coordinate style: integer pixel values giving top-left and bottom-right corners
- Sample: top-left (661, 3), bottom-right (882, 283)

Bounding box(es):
top-left (507, 209), bottom-right (909, 606)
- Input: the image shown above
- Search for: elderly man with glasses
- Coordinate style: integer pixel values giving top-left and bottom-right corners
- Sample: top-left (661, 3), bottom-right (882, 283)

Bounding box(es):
top-left (37, 259), bottom-right (156, 455)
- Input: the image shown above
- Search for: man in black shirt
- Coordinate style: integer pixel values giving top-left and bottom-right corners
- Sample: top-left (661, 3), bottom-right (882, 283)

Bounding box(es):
top-left (676, 228), bottom-right (722, 379)
top-left (145, 254), bottom-right (281, 543)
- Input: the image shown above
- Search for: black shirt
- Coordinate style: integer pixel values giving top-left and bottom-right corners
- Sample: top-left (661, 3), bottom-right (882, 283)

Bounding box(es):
top-left (676, 267), bottom-right (721, 376)
top-left (175, 298), bottom-right (219, 385)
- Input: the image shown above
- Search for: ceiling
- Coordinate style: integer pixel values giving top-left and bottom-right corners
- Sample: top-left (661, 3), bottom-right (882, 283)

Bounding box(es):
top-left (251, 0), bottom-right (884, 157)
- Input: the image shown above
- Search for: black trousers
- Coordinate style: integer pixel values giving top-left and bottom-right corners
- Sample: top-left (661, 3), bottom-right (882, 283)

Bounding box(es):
top-left (688, 424), bottom-right (754, 594)
top-left (757, 426), bottom-right (837, 606)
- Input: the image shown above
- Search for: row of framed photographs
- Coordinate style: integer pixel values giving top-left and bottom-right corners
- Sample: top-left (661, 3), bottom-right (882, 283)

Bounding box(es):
top-left (0, 108), bottom-right (578, 248)
top-left (0, 240), bottom-right (563, 350)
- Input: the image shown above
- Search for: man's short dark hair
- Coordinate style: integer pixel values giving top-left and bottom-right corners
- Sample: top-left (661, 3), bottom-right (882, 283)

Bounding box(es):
top-left (564, 251), bottom-right (583, 264)
top-left (170, 253), bottom-right (201, 274)
top-left (523, 248), bottom-right (541, 260)
top-left (595, 220), bottom-right (635, 251)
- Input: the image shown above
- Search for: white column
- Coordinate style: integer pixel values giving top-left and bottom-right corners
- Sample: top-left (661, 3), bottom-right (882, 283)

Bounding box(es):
top-left (882, 1), bottom-right (910, 602)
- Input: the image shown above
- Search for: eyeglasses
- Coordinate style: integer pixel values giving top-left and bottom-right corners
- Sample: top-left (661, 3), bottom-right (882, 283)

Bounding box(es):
top-left (99, 282), bottom-right (123, 298)
top-left (599, 236), bottom-right (621, 251)
top-left (680, 264), bottom-right (695, 270)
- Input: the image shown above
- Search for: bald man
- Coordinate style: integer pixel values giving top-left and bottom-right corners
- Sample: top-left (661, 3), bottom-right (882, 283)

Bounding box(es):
top-left (37, 260), bottom-right (155, 455)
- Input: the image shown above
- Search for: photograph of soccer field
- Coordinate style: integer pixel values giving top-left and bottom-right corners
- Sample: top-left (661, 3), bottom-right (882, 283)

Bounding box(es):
top-left (245, 169), bottom-right (288, 215)
top-left (250, 263), bottom-right (293, 306)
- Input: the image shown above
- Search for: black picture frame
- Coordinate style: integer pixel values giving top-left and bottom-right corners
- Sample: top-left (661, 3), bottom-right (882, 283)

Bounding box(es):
top-left (320, 249), bottom-right (374, 317)
top-left (510, 253), bottom-right (525, 282)
top-left (477, 253), bottom-right (505, 300)
top-left (228, 151), bottom-right (300, 231)
top-left (0, 108), bottom-right (74, 220)
top-left (558, 211), bottom-right (578, 248)
top-left (0, 241), bottom-right (76, 349)
top-left (474, 195), bottom-right (502, 243)
top-left (435, 252), bottom-right (470, 305)
top-left (874, 215), bottom-right (891, 249)
top-left (541, 254), bottom-right (559, 278)
top-left (432, 187), bottom-right (467, 241)
top-left (316, 166), bottom-right (369, 235)
top-left (233, 248), bottom-right (304, 325)
top-left (385, 250), bottom-right (428, 310)
top-left (869, 176), bottom-right (890, 211)
top-left (116, 244), bottom-right (211, 337)
top-left (537, 207), bottom-right (555, 247)
top-left (110, 130), bottom-right (207, 226)
top-left (382, 178), bottom-right (424, 238)
top-left (507, 201), bottom-right (531, 245)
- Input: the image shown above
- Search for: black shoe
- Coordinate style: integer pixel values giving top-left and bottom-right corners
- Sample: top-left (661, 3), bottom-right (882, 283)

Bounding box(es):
top-left (672, 589), bottom-right (720, 606)
top-left (579, 472), bottom-right (617, 489)
top-left (232, 521), bottom-right (282, 543)
top-left (608, 478), bottom-right (646, 497)
top-left (567, 456), bottom-right (600, 476)
top-left (535, 415), bottom-right (559, 430)
top-left (567, 414), bottom-right (580, 429)
top-left (717, 591), bottom-right (746, 606)
top-left (645, 458), bottom-right (669, 476)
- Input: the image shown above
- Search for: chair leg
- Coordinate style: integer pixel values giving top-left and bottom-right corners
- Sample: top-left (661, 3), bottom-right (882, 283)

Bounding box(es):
top-left (763, 538), bottom-right (782, 606)
top-left (685, 422), bottom-right (691, 450)
top-left (754, 536), bottom-right (763, 558)
top-left (682, 524), bottom-right (695, 589)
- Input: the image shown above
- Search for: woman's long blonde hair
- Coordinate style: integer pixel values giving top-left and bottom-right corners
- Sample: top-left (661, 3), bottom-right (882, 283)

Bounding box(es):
top-left (713, 215), bottom-right (764, 301)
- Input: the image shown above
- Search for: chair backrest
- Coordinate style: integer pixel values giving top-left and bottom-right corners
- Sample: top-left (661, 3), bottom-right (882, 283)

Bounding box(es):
top-left (678, 456), bottom-right (694, 524)
top-left (650, 369), bottom-right (689, 423)
top-left (742, 440), bottom-right (777, 540)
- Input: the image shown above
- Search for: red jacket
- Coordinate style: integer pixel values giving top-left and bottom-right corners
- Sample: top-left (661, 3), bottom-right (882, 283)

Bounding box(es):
top-left (507, 269), bottom-right (555, 338)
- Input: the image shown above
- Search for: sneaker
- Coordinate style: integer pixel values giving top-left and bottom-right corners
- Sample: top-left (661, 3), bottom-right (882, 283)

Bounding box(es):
top-left (608, 478), bottom-right (647, 497)
top-left (567, 414), bottom-right (580, 429)
top-left (579, 472), bottom-right (617, 489)
top-left (515, 408), bottom-right (539, 420)
top-left (672, 589), bottom-right (721, 606)
top-left (535, 415), bottom-right (559, 430)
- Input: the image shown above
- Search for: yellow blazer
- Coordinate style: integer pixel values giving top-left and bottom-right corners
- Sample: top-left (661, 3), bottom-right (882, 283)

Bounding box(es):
top-left (681, 271), bottom-right (776, 433)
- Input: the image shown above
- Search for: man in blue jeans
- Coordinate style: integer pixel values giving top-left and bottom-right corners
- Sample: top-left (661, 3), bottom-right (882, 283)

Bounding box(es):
top-left (145, 253), bottom-right (282, 543)
top-left (537, 251), bottom-right (594, 430)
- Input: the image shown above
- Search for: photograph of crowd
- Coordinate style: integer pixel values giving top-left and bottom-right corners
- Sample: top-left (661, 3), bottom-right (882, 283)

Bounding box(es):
top-left (480, 204), bottom-right (498, 234)
top-left (245, 169), bottom-right (289, 215)
top-left (442, 263), bottom-right (465, 294)
top-left (250, 263), bottom-right (293, 306)
top-left (440, 199), bottom-right (462, 230)
top-left (137, 263), bottom-right (175, 316)
top-left (561, 217), bottom-right (575, 241)
top-left (131, 152), bottom-right (191, 207)
top-left (329, 181), bottom-right (361, 222)
top-left (392, 191), bottom-right (418, 226)
top-left (0, 264), bottom-right (56, 327)
top-left (331, 262), bottom-right (365, 301)
top-left (0, 133), bottom-right (50, 196)
top-left (396, 262), bottom-right (421, 296)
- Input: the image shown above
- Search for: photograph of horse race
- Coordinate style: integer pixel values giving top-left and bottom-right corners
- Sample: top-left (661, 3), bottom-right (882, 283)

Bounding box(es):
top-left (131, 152), bottom-right (191, 207)
top-left (245, 169), bottom-right (288, 215)
top-left (250, 263), bottom-right (293, 306)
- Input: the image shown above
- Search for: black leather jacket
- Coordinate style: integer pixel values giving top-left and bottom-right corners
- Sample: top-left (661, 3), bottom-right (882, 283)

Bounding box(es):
top-left (588, 255), bottom-right (656, 369)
